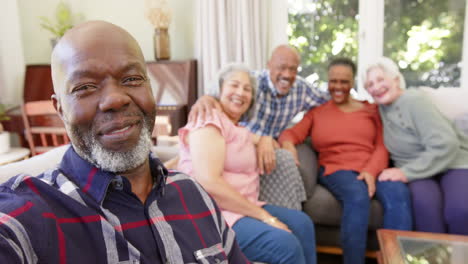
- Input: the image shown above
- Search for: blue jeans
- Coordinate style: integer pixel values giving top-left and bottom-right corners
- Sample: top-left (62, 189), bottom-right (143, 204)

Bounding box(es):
top-left (318, 169), bottom-right (412, 264)
top-left (232, 204), bottom-right (316, 264)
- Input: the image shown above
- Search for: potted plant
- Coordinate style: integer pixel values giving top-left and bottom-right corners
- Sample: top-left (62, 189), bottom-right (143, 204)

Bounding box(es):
top-left (0, 103), bottom-right (11, 154)
top-left (39, 1), bottom-right (78, 47)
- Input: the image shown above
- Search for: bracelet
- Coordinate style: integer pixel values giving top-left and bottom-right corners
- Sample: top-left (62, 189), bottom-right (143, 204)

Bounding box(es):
top-left (262, 216), bottom-right (278, 224)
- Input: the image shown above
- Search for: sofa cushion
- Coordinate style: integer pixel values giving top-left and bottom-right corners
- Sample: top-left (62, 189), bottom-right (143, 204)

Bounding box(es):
top-left (454, 113), bottom-right (468, 135)
top-left (419, 86), bottom-right (468, 121)
top-left (296, 143), bottom-right (318, 197)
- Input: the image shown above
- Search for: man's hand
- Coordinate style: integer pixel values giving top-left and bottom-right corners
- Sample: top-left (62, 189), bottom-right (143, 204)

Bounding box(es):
top-left (357, 171), bottom-right (376, 198)
top-left (188, 95), bottom-right (222, 122)
top-left (257, 136), bottom-right (276, 175)
top-left (280, 141), bottom-right (300, 166)
top-left (378, 168), bottom-right (408, 183)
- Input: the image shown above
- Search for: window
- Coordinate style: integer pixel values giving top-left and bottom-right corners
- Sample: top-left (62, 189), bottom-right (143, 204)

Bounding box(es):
top-left (289, 0), bottom-right (467, 90)
top-left (288, 0), bottom-right (359, 88)
top-left (384, 0), bottom-right (466, 88)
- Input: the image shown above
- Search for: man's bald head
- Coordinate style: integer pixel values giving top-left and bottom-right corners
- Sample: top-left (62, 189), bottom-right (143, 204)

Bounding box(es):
top-left (269, 45), bottom-right (300, 63)
top-left (51, 21), bottom-right (145, 97)
top-left (267, 45), bottom-right (301, 95)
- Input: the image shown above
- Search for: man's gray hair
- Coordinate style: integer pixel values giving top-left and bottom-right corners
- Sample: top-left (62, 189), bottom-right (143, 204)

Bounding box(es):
top-left (363, 57), bottom-right (406, 90)
top-left (208, 63), bottom-right (257, 120)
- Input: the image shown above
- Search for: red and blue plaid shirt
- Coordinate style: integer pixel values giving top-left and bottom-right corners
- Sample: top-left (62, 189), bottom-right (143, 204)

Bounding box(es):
top-left (0, 147), bottom-right (248, 264)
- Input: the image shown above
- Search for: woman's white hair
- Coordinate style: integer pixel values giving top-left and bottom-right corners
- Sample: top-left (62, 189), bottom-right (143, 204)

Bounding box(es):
top-left (208, 62), bottom-right (257, 120)
top-left (363, 57), bottom-right (406, 90)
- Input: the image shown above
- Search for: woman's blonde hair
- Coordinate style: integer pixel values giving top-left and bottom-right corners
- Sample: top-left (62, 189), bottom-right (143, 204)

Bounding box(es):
top-left (363, 57), bottom-right (406, 90)
top-left (208, 63), bottom-right (257, 120)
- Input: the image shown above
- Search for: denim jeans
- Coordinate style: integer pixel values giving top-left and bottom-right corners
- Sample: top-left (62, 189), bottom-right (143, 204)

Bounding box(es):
top-left (232, 204), bottom-right (316, 264)
top-left (318, 169), bottom-right (412, 264)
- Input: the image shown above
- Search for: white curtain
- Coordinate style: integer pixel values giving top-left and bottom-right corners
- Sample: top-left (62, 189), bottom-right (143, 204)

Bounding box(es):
top-left (195, 0), bottom-right (288, 95)
top-left (0, 0), bottom-right (25, 106)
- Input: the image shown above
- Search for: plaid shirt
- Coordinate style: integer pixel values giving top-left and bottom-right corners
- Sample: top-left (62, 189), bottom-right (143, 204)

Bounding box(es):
top-left (242, 69), bottom-right (330, 138)
top-left (0, 147), bottom-right (248, 264)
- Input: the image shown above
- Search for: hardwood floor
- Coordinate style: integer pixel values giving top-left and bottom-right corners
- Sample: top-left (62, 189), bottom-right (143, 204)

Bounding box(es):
top-left (317, 253), bottom-right (378, 264)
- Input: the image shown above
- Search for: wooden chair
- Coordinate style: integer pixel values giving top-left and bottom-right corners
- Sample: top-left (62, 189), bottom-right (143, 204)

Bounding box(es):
top-left (146, 60), bottom-right (197, 137)
top-left (21, 100), bottom-right (69, 156)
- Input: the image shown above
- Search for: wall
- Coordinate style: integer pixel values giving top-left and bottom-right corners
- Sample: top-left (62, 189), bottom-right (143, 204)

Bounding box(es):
top-left (18, 0), bottom-right (195, 64)
top-left (0, 0), bottom-right (26, 106)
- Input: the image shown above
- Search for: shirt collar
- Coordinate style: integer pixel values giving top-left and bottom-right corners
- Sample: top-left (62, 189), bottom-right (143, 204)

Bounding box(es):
top-left (58, 146), bottom-right (168, 204)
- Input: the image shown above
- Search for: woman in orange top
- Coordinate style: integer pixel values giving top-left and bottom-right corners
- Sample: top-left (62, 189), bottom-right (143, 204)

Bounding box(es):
top-left (279, 58), bottom-right (412, 264)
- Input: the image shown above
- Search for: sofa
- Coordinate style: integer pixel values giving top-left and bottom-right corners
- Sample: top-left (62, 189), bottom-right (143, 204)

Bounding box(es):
top-left (1, 87), bottom-right (467, 258)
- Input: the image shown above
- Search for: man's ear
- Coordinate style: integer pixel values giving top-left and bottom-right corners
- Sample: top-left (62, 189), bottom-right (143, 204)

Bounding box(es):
top-left (51, 94), bottom-right (64, 121)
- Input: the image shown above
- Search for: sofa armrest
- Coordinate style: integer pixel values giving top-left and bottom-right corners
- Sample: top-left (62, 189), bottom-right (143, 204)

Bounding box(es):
top-left (296, 143), bottom-right (319, 198)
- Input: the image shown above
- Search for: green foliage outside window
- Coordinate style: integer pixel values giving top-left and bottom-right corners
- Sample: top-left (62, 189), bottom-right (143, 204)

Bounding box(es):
top-left (288, 0), bottom-right (466, 88)
top-left (288, 0), bottom-right (358, 86)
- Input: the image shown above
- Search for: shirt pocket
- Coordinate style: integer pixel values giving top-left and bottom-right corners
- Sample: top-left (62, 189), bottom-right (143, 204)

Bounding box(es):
top-left (193, 243), bottom-right (228, 264)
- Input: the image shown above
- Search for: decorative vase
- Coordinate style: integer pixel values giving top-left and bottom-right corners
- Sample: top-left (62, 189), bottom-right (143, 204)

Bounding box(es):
top-left (0, 132), bottom-right (11, 154)
top-left (153, 28), bottom-right (170, 60)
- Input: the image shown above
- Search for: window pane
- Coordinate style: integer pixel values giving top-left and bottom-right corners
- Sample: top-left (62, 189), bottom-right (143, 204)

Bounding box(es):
top-left (288, 0), bottom-right (359, 87)
top-left (384, 0), bottom-right (466, 88)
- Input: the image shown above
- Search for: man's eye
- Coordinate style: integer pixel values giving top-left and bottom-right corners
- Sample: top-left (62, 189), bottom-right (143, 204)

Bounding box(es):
top-left (72, 84), bottom-right (95, 94)
top-left (123, 76), bottom-right (145, 86)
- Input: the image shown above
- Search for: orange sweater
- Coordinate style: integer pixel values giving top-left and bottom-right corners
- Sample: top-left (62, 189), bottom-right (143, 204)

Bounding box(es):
top-left (278, 101), bottom-right (388, 177)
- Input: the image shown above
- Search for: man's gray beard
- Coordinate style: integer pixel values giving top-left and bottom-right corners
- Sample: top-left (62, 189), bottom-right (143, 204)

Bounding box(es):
top-left (68, 118), bottom-right (153, 173)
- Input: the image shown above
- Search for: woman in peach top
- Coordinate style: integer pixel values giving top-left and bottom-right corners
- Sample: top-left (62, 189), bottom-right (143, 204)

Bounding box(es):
top-left (177, 63), bottom-right (316, 264)
top-left (279, 58), bottom-right (412, 264)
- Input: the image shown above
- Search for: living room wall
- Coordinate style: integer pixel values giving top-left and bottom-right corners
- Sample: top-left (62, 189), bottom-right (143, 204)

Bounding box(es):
top-left (17, 0), bottom-right (195, 64)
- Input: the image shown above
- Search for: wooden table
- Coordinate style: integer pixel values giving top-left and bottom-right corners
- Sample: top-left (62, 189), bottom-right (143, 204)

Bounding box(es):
top-left (377, 229), bottom-right (468, 264)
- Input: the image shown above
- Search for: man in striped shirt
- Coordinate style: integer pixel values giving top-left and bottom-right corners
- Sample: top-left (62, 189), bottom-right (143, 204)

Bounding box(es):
top-left (192, 45), bottom-right (330, 174)
top-left (0, 21), bottom-right (247, 264)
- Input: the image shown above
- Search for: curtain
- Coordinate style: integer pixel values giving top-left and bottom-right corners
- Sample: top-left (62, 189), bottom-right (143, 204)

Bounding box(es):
top-left (195, 0), bottom-right (288, 95)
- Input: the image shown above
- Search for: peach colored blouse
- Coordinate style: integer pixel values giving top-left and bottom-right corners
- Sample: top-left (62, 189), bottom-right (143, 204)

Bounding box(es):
top-left (178, 109), bottom-right (265, 226)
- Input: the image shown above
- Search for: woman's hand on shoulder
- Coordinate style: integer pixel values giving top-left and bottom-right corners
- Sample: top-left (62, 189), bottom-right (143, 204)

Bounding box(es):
top-left (281, 141), bottom-right (300, 166)
top-left (188, 95), bottom-right (222, 122)
top-left (378, 168), bottom-right (408, 183)
top-left (357, 171), bottom-right (375, 198)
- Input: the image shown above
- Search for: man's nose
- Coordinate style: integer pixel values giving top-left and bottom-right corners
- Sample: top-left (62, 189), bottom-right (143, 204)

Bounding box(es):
top-left (99, 82), bottom-right (131, 111)
top-left (282, 69), bottom-right (294, 78)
